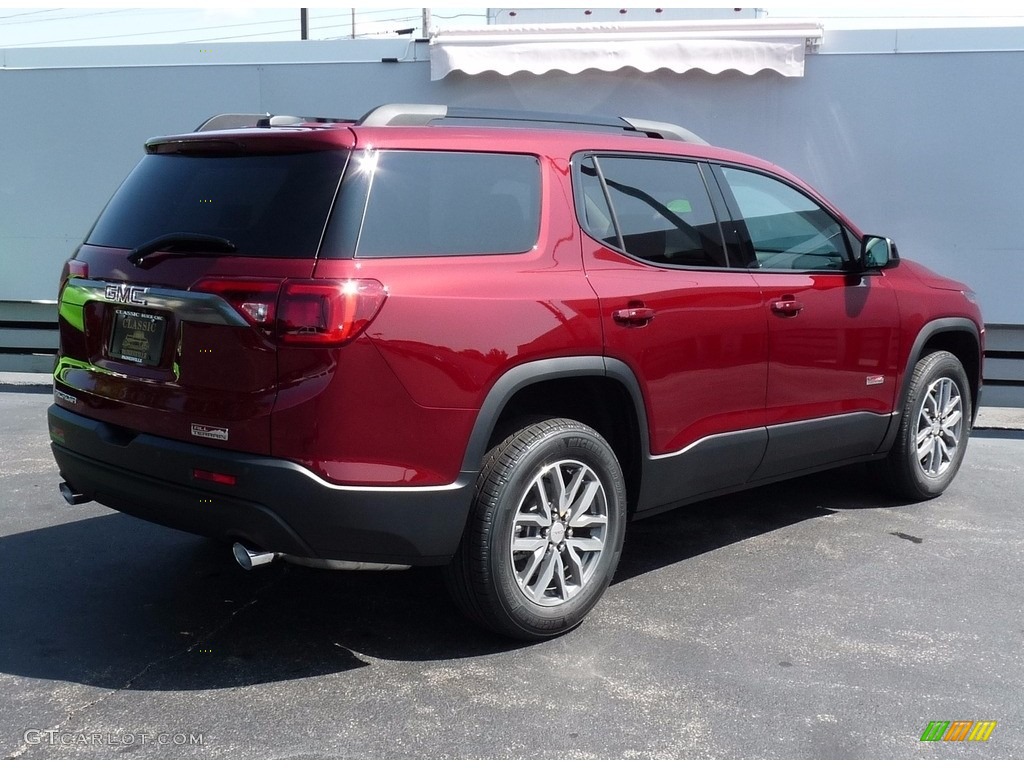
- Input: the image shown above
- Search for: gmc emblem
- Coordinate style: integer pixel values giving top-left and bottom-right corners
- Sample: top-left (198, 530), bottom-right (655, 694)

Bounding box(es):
top-left (104, 284), bottom-right (148, 306)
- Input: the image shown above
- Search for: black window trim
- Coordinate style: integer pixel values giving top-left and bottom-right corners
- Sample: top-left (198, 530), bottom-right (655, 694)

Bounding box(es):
top-left (589, 156), bottom-right (625, 253)
top-left (314, 150), bottom-right (351, 259)
top-left (708, 162), bottom-right (859, 274)
top-left (571, 150), bottom-right (734, 272)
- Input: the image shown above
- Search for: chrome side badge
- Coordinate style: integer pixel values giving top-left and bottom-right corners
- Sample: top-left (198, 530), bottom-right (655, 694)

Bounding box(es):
top-left (191, 423), bottom-right (229, 441)
top-left (866, 375), bottom-right (885, 386)
top-left (54, 389), bottom-right (77, 405)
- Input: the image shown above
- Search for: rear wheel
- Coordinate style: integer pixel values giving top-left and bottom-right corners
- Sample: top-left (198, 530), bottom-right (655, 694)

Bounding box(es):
top-left (885, 350), bottom-right (971, 500)
top-left (446, 419), bottom-right (627, 640)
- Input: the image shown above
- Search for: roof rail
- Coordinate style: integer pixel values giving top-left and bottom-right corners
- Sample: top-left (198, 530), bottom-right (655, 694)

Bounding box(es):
top-left (194, 113), bottom-right (352, 132)
top-left (196, 113), bottom-right (269, 132)
top-left (357, 103), bottom-right (709, 145)
top-left (621, 117), bottom-right (709, 145)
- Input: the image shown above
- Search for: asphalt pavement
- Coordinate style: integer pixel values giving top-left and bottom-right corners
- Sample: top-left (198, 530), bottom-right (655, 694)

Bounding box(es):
top-left (2, 389), bottom-right (1022, 759)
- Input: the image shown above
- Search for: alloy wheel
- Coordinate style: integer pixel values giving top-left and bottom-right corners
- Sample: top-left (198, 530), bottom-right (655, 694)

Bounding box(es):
top-left (916, 376), bottom-right (963, 477)
top-left (509, 460), bottom-right (609, 606)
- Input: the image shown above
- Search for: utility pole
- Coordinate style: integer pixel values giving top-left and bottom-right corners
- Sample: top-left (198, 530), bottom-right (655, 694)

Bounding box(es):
top-left (421, 8), bottom-right (431, 38)
top-left (300, 8), bottom-right (308, 40)
top-left (351, 8), bottom-right (356, 39)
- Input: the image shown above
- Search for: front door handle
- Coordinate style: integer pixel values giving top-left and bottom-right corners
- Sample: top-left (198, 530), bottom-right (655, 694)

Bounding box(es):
top-left (770, 297), bottom-right (804, 317)
top-left (613, 306), bottom-right (655, 326)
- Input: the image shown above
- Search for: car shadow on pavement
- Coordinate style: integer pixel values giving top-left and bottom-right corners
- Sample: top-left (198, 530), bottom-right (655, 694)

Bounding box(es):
top-left (614, 462), bottom-right (899, 582)
top-left (0, 463), bottom-right (899, 691)
top-left (972, 427), bottom-right (1024, 441)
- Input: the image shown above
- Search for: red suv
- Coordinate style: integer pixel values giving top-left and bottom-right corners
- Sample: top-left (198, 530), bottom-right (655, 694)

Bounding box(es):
top-left (49, 104), bottom-right (984, 639)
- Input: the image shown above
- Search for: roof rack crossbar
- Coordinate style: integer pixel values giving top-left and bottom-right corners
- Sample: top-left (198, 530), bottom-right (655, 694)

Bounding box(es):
top-left (357, 103), bottom-right (708, 144)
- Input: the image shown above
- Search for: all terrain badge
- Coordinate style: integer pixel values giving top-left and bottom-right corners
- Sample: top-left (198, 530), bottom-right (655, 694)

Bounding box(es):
top-left (191, 423), bottom-right (229, 441)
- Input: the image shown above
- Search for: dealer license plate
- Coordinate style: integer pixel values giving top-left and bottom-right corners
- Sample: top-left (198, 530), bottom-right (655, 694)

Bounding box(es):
top-left (109, 309), bottom-right (166, 366)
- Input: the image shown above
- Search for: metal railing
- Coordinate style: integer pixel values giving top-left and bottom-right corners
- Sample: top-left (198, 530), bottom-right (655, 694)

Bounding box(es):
top-left (2, 299), bottom-right (1022, 406)
top-left (982, 324), bottom-right (1024, 407)
top-left (0, 301), bottom-right (58, 374)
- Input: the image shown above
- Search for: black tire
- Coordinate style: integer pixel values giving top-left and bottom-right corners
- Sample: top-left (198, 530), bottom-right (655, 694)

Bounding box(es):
top-left (884, 350), bottom-right (972, 500)
top-left (445, 418), bottom-right (627, 640)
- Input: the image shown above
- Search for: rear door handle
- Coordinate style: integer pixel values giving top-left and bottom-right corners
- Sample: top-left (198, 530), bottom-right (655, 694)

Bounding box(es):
top-left (770, 298), bottom-right (804, 317)
top-left (612, 306), bottom-right (655, 326)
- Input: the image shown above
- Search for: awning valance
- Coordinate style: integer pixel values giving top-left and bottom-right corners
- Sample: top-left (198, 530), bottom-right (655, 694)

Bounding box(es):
top-left (430, 19), bottom-right (824, 81)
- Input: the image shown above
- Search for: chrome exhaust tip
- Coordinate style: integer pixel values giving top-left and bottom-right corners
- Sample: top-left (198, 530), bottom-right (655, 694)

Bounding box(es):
top-left (232, 542), bottom-right (277, 570)
top-left (59, 482), bottom-right (90, 505)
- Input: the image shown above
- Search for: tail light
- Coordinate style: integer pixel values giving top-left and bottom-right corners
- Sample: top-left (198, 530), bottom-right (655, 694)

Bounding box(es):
top-left (59, 258), bottom-right (89, 291)
top-left (191, 277), bottom-right (387, 346)
top-left (66, 259), bottom-right (89, 279)
top-left (277, 280), bottom-right (387, 345)
top-left (190, 277), bottom-right (282, 329)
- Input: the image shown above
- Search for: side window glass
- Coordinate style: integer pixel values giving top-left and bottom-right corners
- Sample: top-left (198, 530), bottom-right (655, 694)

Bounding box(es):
top-left (721, 167), bottom-right (849, 271)
top-left (584, 156), bottom-right (727, 269)
top-left (338, 150), bottom-right (540, 259)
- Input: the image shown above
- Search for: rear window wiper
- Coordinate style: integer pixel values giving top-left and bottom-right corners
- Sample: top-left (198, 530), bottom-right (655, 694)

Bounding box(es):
top-left (128, 233), bottom-right (237, 267)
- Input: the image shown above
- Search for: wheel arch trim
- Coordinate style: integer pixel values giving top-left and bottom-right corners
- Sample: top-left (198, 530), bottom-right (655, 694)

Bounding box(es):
top-left (878, 317), bottom-right (982, 454)
top-left (459, 356), bottom-right (651, 474)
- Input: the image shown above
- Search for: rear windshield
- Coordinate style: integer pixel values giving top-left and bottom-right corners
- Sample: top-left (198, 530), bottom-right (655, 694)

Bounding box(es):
top-left (324, 150), bottom-right (541, 258)
top-left (87, 151), bottom-right (348, 258)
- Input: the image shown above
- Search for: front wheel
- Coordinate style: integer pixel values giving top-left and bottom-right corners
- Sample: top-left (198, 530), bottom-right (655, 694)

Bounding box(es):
top-left (884, 350), bottom-right (972, 500)
top-left (445, 419), bottom-right (627, 640)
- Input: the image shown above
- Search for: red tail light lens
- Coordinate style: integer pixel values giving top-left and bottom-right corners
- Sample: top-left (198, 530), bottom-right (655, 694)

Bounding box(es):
top-left (59, 258), bottom-right (89, 292)
top-left (278, 279), bottom-right (387, 345)
top-left (191, 277), bottom-right (386, 346)
top-left (67, 259), bottom-right (89, 279)
top-left (191, 278), bottom-right (283, 332)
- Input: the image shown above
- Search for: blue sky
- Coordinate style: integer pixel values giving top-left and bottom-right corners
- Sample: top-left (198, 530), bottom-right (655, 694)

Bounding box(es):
top-left (1, 2), bottom-right (1022, 48)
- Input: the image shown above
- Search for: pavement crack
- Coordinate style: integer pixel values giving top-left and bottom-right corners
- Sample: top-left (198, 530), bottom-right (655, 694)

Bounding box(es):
top-left (121, 567), bottom-right (291, 689)
top-left (7, 567), bottom-right (289, 759)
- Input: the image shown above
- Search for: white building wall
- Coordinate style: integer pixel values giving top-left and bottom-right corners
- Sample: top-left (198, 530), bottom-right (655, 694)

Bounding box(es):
top-left (2, 33), bottom-right (1021, 320)
top-left (1, 30), bottom-right (1022, 390)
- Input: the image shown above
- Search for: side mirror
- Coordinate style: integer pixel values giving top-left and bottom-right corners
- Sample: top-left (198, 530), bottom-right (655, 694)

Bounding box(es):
top-left (860, 235), bottom-right (899, 270)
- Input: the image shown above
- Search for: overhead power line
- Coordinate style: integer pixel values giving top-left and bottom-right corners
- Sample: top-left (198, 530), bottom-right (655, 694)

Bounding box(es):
top-left (183, 29), bottom-right (312, 45)
top-left (2, 15), bottom-right (303, 48)
top-left (185, 12), bottom-right (428, 45)
top-left (1, 8), bottom-right (437, 48)
top-left (0, 8), bottom-right (139, 26)
top-left (0, 8), bottom-right (60, 21)
top-left (318, 16), bottom-right (421, 32)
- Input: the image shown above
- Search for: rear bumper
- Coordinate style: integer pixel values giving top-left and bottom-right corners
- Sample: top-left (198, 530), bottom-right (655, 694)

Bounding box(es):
top-left (48, 405), bottom-right (476, 566)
